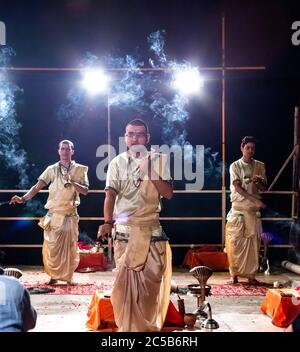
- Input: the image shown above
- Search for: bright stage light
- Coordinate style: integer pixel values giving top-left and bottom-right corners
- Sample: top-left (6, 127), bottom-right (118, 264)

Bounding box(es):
top-left (0, 99), bottom-right (7, 111)
top-left (82, 69), bottom-right (109, 94)
top-left (172, 67), bottom-right (204, 95)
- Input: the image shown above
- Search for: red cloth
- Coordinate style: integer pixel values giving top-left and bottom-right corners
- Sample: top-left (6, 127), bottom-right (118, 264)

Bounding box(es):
top-left (183, 249), bottom-right (229, 270)
top-left (164, 301), bottom-right (184, 326)
top-left (194, 245), bottom-right (220, 252)
top-left (78, 242), bottom-right (93, 250)
top-left (76, 252), bottom-right (107, 271)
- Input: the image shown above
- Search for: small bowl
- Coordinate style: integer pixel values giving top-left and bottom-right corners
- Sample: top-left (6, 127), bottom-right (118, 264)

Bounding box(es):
top-left (76, 267), bottom-right (97, 273)
top-left (184, 313), bottom-right (197, 329)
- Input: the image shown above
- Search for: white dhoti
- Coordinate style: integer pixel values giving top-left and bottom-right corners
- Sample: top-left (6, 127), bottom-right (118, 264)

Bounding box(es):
top-left (111, 223), bottom-right (172, 332)
top-left (105, 151), bottom-right (173, 332)
top-left (225, 200), bottom-right (262, 279)
top-left (37, 161), bottom-right (89, 282)
top-left (41, 211), bottom-right (80, 282)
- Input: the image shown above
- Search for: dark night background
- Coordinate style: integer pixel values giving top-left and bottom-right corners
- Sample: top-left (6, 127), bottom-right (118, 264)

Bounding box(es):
top-left (0, 0), bottom-right (300, 266)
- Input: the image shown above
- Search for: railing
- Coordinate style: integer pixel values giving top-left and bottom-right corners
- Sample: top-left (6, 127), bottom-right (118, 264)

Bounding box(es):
top-left (0, 189), bottom-right (296, 249)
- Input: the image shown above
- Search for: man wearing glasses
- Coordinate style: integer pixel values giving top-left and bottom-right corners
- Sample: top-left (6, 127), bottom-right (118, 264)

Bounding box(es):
top-left (98, 119), bottom-right (173, 332)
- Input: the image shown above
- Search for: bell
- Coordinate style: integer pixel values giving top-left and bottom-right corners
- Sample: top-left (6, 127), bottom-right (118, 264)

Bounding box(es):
top-left (201, 318), bottom-right (220, 330)
top-left (200, 303), bottom-right (219, 330)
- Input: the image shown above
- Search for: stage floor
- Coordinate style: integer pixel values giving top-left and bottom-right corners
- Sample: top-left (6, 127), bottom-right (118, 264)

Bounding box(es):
top-left (16, 265), bottom-right (300, 332)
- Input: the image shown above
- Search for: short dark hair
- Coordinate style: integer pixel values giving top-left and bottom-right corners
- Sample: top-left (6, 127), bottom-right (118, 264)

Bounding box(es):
top-left (126, 119), bottom-right (149, 133)
top-left (241, 136), bottom-right (257, 147)
top-left (59, 140), bottom-right (74, 150)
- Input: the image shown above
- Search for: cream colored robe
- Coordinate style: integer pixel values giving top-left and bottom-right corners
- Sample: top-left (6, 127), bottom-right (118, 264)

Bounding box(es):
top-left (226, 159), bottom-right (266, 279)
top-left (38, 161), bottom-right (89, 282)
top-left (106, 151), bottom-right (172, 332)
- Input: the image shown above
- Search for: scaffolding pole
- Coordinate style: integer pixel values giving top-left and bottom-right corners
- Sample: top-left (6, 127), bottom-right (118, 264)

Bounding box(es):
top-left (294, 107), bottom-right (300, 219)
top-left (290, 106), bottom-right (300, 262)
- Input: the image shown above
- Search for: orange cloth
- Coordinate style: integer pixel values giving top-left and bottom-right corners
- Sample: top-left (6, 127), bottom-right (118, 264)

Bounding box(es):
top-left (183, 250), bottom-right (229, 270)
top-left (261, 289), bottom-right (300, 328)
top-left (86, 291), bottom-right (184, 331)
top-left (76, 252), bottom-right (107, 271)
top-left (86, 291), bottom-right (118, 330)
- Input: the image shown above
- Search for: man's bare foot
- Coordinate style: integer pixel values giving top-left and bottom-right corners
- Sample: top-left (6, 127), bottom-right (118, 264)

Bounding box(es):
top-left (227, 276), bottom-right (238, 284)
top-left (47, 278), bottom-right (58, 285)
top-left (247, 278), bottom-right (260, 285)
top-left (67, 280), bottom-right (76, 286)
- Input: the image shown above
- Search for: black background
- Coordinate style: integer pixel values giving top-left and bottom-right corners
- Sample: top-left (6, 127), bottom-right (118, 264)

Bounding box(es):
top-left (0, 0), bottom-right (300, 265)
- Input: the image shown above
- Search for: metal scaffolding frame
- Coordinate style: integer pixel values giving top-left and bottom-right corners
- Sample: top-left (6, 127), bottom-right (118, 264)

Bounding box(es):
top-left (0, 15), bottom-right (299, 252)
top-left (0, 189), bottom-right (297, 250)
